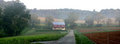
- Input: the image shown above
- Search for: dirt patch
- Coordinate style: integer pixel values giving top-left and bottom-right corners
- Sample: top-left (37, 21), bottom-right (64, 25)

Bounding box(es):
top-left (84, 31), bottom-right (120, 44)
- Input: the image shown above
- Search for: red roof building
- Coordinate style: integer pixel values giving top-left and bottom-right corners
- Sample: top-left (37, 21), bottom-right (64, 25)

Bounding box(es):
top-left (52, 22), bottom-right (65, 30)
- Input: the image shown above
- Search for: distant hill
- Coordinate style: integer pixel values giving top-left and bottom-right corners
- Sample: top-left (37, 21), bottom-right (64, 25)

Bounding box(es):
top-left (100, 9), bottom-right (120, 18)
top-left (0, 0), bottom-right (120, 20)
top-left (30, 9), bottom-right (120, 20)
top-left (30, 9), bottom-right (96, 20)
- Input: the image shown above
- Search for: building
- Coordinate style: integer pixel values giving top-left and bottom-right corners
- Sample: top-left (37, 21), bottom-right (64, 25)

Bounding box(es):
top-left (94, 18), bottom-right (119, 25)
top-left (75, 20), bottom-right (85, 24)
top-left (38, 17), bottom-right (46, 23)
top-left (52, 22), bottom-right (65, 30)
top-left (37, 16), bottom-right (64, 23)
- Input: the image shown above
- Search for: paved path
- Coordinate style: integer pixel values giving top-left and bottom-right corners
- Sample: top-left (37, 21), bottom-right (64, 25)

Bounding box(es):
top-left (55, 30), bottom-right (76, 44)
top-left (32, 30), bottom-right (76, 44)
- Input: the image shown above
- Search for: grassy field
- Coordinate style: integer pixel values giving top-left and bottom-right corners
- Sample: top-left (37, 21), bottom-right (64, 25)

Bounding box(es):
top-left (0, 28), bottom-right (68, 44)
top-left (74, 30), bottom-right (95, 44)
top-left (75, 27), bottom-right (120, 33)
top-left (21, 28), bottom-right (68, 35)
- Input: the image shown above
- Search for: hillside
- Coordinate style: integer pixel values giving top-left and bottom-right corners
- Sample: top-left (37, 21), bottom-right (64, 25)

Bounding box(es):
top-left (1, 0), bottom-right (120, 20)
top-left (30, 9), bottom-right (120, 20)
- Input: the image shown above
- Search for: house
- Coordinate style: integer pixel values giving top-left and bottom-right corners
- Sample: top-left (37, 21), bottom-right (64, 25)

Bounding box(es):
top-left (52, 22), bottom-right (65, 30)
top-left (75, 20), bottom-right (85, 24)
top-left (94, 18), bottom-right (119, 25)
top-left (38, 17), bottom-right (64, 23)
top-left (38, 17), bottom-right (46, 23)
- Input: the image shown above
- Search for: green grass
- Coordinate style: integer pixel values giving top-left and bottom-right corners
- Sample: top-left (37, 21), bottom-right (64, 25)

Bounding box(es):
top-left (74, 30), bottom-right (95, 44)
top-left (22, 29), bottom-right (68, 35)
top-left (20, 28), bottom-right (34, 35)
top-left (0, 33), bottom-right (67, 44)
top-left (0, 27), bottom-right (68, 44)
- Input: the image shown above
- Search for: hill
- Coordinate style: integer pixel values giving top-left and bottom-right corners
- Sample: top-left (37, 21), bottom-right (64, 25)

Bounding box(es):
top-left (30, 9), bottom-right (120, 20)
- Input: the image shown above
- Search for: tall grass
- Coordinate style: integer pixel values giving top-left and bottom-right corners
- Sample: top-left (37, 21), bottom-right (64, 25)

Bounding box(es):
top-left (74, 30), bottom-right (95, 44)
top-left (0, 33), bottom-right (67, 44)
top-left (22, 29), bottom-right (68, 35)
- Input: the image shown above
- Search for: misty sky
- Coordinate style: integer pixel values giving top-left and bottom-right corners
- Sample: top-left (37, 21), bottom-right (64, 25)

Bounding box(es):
top-left (4, 0), bottom-right (120, 11)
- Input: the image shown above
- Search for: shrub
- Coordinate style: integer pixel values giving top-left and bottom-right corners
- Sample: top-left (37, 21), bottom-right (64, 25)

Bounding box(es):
top-left (95, 24), bottom-right (102, 27)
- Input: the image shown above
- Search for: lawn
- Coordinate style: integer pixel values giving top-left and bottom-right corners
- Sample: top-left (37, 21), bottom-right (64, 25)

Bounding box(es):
top-left (22, 29), bottom-right (68, 35)
top-left (0, 29), bottom-right (68, 44)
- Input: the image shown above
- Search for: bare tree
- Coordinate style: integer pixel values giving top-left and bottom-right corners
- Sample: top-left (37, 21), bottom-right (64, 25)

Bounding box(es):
top-left (115, 9), bottom-right (120, 26)
top-left (93, 12), bottom-right (105, 24)
top-left (106, 18), bottom-right (112, 26)
top-left (65, 12), bottom-right (79, 28)
top-left (85, 15), bottom-right (94, 26)
top-left (85, 12), bottom-right (105, 27)
top-left (45, 15), bottom-right (54, 29)
top-left (31, 14), bottom-right (40, 28)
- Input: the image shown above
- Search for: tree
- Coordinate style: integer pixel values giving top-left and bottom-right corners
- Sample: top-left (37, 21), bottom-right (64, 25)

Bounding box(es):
top-left (30, 14), bottom-right (40, 28)
top-left (2, 2), bottom-right (30, 36)
top-left (0, 7), bottom-right (2, 29)
top-left (106, 18), bottom-right (112, 26)
top-left (45, 15), bottom-right (54, 29)
top-left (116, 17), bottom-right (120, 26)
top-left (65, 12), bottom-right (79, 29)
top-left (0, 7), bottom-right (5, 37)
top-left (85, 12), bottom-right (104, 27)
top-left (115, 9), bottom-right (120, 26)
top-left (85, 15), bottom-right (94, 26)
top-left (93, 13), bottom-right (104, 24)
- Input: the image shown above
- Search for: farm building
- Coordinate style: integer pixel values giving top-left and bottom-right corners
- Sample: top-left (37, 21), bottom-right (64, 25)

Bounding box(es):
top-left (52, 22), bottom-right (65, 30)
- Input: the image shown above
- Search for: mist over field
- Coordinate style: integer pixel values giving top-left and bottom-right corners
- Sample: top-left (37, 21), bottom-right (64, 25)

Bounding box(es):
top-left (0, 0), bottom-right (120, 44)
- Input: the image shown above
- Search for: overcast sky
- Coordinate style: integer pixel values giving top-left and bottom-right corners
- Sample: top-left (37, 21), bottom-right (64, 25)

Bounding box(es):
top-left (4, 0), bottom-right (120, 11)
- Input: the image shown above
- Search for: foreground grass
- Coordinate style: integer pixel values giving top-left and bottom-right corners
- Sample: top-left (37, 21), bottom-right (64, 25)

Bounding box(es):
top-left (0, 33), bottom-right (67, 44)
top-left (74, 30), bottom-right (95, 44)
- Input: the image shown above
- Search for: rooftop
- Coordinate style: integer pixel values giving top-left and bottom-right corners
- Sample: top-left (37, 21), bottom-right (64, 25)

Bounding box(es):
top-left (53, 22), bottom-right (65, 25)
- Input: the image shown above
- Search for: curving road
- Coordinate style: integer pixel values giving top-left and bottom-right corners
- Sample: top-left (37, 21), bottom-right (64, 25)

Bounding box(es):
top-left (47, 30), bottom-right (76, 44)
top-left (32, 30), bottom-right (76, 44)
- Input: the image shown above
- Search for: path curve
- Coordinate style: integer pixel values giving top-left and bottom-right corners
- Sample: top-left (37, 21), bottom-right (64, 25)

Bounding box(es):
top-left (32, 30), bottom-right (76, 44)
top-left (47, 30), bottom-right (76, 44)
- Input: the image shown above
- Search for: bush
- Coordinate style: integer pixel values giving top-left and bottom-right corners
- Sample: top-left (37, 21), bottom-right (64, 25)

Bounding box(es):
top-left (95, 24), bottom-right (102, 27)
